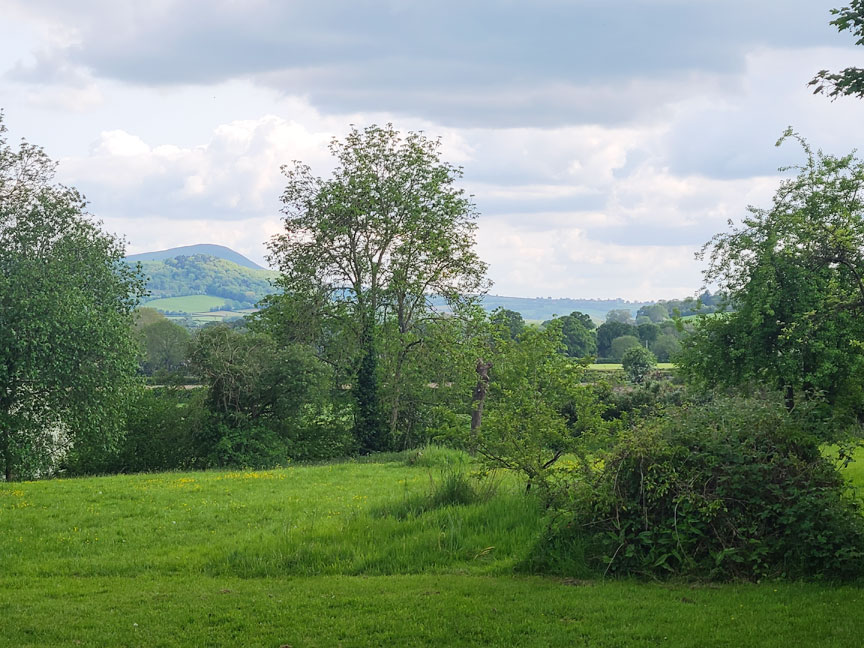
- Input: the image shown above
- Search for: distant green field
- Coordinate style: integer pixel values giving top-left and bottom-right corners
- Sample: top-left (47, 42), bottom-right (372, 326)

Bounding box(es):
top-left (588, 363), bottom-right (675, 371)
top-left (143, 295), bottom-right (232, 312)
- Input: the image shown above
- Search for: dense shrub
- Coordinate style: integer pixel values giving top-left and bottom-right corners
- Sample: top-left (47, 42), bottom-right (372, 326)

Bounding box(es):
top-left (556, 396), bottom-right (864, 580)
top-left (65, 386), bottom-right (207, 475)
top-left (621, 346), bottom-right (657, 384)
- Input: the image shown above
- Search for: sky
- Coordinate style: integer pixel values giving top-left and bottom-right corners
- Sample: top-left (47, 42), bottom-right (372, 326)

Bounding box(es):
top-left (1, 0), bottom-right (862, 300)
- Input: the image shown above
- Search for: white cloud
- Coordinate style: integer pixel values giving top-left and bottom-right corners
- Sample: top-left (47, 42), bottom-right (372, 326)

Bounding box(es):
top-left (2, 1), bottom-right (862, 299)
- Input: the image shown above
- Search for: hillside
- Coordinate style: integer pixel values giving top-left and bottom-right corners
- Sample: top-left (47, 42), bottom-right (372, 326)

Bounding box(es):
top-left (125, 244), bottom-right (265, 270)
top-left (133, 254), bottom-right (277, 310)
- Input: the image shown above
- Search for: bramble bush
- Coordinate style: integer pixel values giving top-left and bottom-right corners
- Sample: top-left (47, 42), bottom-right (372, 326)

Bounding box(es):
top-left (551, 395), bottom-right (864, 580)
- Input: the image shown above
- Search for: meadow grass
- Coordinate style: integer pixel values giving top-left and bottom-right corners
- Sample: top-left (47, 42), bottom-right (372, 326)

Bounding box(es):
top-left (1, 448), bottom-right (863, 646)
top-left (587, 363), bottom-right (675, 371)
top-left (143, 295), bottom-right (234, 312)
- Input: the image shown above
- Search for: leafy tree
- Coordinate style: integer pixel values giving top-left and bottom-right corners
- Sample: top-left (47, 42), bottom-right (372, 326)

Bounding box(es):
top-left (810, 2), bottom-right (864, 99)
top-left (569, 311), bottom-right (595, 330)
top-left (610, 335), bottom-right (641, 362)
top-left (621, 346), bottom-right (657, 384)
top-left (543, 311), bottom-right (597, 358)
top-left (0, 114), bottom-right (146, 480)
top-left (187, 325), bottom-right (344, 465)
top-left (637, 322), bottom-right (660, 346)
top-left (605, 308), bottom-right (634, 325)
top-left (595, 320), bottom-right (638, 358)
top-left (679, 132), bottom-right (864, 431)
top-left (471, 323), bottom-right (606, 499)
top-left (559, 313), bottom-right (597, 358)
top-left (490, 308), bottom-right (525, 339)
top-left (264, 124), bottom-right (488, 452)
top-left (650, 333), bottom-right (681, 363)
top-left (133, 307), bottom-right (169, 330)
top-left (637, 303), bottom-right (668, 323)
top-left (140, 320), bottom-right (190, 376)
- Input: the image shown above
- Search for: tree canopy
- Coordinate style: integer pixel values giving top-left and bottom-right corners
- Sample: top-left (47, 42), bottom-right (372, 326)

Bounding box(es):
top-left (0, 113), bottom-right (146, 480)
top-left (679, 131), bottom-right (864, 431)
top-left (263, 124), bottom-right (488, 452)
top-left (810, 1), bottom-right (864, 100)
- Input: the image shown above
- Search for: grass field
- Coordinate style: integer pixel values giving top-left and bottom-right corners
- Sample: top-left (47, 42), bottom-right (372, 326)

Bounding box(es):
top-left (587, 362), bottom-right (675, 371)
top-left (1, 449), bottom-right (863, 647)
top-left (143, 295), bottom-right (234, 312)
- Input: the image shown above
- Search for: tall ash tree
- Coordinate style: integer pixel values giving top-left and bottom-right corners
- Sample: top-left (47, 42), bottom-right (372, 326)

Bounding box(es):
top-left (264, 124), bottom-right (488, 452)
top-left (0, 113), bottom-right (146, 480)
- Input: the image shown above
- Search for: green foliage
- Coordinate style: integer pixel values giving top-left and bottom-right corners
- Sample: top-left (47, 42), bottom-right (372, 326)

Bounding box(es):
top-left (605, 308), bottom-right (634, 325)
top-left (595, 320), bottom-right (637, 358)
top-left (810, 1), bottom-right (864, 99)
top-left (470, 324), bottom-right (606, 499)
top-left (568, 396), bottom-right (864, 580)
top-left (637, 302), bottom-right (669, 322)
top-left (650, 333), bottom-right (681, 362)
top-left (609, 334), bottom-right (641, 361)
top-left (637, 321), bottom-right (659, 346)
top-left (136, 254), bottom-right (276, 306)
top-left (544, 311), bottom-right (597, 358)
top-left (621, 346), bottom-right (657, 384)
top-left (264, 124), bottom-right (488, 452)
top-left (67, 386), bottom-right (207, 474)
top-left (139, 319), bottom-right (190, 375)
top-left (490, 308), bottom-right (525, 339)
top-left (636, 293), bottom-right (721, 323)
top-left (0, 113), bottom-right (146, 481)
top-left (680, 132), bottom-right (864, 433)
top-left (188, 324), bottom-right (350, 467)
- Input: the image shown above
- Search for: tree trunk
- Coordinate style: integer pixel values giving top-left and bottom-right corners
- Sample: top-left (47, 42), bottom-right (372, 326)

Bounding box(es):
top-left (784, 384), bottom-right (795, 412)
top-left (1, 428), bottom-right (11, 482)
top-left (355, 324), bottom-right (386, 453)
top-left (470, 359), bottom-right (492, 453)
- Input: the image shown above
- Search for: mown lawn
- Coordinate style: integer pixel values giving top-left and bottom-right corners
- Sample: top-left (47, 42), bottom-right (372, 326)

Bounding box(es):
top-left (1, 450), bottom-right (863, 647)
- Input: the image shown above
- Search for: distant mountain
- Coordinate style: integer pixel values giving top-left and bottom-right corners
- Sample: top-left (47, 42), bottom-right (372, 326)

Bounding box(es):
top-left (124, 252), bottom-right (277, 320)
top-left (125, 244), bottom-right (265, 270)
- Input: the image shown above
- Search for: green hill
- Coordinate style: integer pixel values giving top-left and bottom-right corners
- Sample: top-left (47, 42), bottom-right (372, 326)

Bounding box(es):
top-left (130, 254), bottom-right (277, 313)
top-left (125, 244), bottom-right (265, 270)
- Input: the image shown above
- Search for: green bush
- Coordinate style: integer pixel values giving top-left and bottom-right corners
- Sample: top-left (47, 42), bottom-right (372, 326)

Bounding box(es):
top-left (609, 335), bottom-right (641, 361)
top-left (66, 386), bottom-right (207, 475)
top-left (198, 418), bottom-right (291, 469)
top-left (558, 395), bottom-right (864, 580)
top-left (621, 346), bottom-right (657, 384)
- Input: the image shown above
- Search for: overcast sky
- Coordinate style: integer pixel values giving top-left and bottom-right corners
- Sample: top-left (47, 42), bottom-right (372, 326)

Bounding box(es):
top-left (1, 0), bottom-right (862, 299)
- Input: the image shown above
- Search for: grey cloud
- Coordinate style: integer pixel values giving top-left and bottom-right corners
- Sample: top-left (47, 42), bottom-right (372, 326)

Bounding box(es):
top-left (9, 0), bottom-right (841, 127)
top-left (475, 191), bottom-right (609, 215)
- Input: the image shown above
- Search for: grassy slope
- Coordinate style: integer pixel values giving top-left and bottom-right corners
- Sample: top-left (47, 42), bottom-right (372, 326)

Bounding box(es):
top-left (143, 295), bottom-right (233, 312)
top-left (1, 453), bottom-right (863, 647)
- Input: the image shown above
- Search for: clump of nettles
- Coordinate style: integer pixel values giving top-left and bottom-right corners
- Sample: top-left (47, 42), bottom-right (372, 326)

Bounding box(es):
top-left (549, 395), bottom-right (864, 580)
